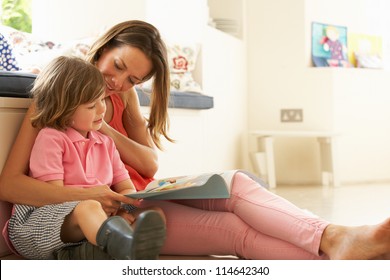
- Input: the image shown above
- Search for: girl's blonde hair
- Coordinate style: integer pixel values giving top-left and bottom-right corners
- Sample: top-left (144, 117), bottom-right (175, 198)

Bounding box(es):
top-left (31, 56), bottom-right (105, 130)
top-left (86, 20), bottom-right (172, 149)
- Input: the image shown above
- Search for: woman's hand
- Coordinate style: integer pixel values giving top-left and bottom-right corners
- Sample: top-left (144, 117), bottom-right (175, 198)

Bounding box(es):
top-left (98, 120), bottom-right (111, 137)
top-left (101, 91), bottom-right (158, 178)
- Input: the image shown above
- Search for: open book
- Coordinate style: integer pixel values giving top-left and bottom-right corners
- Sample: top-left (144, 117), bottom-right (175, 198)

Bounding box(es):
top-left (127, 170), bottom-right (267, 200)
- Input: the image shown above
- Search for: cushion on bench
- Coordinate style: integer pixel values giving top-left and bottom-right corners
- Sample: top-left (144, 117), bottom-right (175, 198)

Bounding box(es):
top-left (137, 90), bottom-right (214, 109)
top-left (0, 71), bottom-right (214, 110)
top-left (0, 71), bottom-right (35, 98)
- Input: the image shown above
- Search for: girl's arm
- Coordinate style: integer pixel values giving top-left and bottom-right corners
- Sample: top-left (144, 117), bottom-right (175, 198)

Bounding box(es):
top-left (0, 104), bottom-right (134, 208)
top-left (100, 88), bottom-right (158, 178)
top-left (112, 179), bottom-right (140, 223)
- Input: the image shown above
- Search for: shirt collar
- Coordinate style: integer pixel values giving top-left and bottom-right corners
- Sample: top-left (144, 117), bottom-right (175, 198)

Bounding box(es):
top-left (65, 128), bottom-right (103, 144)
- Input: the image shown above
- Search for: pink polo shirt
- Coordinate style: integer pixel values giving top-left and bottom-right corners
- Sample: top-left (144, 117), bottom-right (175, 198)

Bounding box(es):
top-left (29, 127), bottom-right (130, 187)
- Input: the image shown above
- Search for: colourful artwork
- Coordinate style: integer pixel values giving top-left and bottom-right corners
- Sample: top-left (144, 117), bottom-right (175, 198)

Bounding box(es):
top-left (146, 175), bottom-right (203, 193)
top-left (312, 22), bottom-right (350, 67)
top-left (348, 33), bottom-right (383, 68)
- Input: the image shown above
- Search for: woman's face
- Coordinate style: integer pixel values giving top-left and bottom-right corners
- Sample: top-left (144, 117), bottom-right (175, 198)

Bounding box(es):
top-left (96, 45), bottom-right (153, 97)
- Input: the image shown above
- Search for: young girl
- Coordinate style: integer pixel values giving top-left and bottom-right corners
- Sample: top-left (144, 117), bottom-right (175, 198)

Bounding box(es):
top-left (5, 56), bottom-right (166, 260)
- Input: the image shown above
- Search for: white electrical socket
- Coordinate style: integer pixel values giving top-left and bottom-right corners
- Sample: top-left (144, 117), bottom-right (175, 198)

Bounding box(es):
top-left (280, 109), bottom-right (303, 122)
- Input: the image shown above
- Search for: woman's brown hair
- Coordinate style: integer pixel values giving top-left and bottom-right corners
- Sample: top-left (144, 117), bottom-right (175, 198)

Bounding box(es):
top-left (86, 20), bottom-right (172, 149)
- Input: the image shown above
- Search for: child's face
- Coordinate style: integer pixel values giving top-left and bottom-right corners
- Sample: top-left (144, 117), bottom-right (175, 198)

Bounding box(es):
top-left (71, 93), bottom-right (106, 137)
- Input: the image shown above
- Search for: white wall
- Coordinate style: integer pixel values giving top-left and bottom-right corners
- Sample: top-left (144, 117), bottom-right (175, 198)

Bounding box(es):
top-left (32, 0), bottom-right (145, 41)
top-left (145, 0), bottom-right (209, 43)
top-left (32, 0), bottom-right (210, 43)
top-left (246, 0), bottom-right (390, 184)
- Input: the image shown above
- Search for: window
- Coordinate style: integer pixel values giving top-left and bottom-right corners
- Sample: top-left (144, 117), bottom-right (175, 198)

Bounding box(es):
top-left (1, 0), bottom-right (32, 32)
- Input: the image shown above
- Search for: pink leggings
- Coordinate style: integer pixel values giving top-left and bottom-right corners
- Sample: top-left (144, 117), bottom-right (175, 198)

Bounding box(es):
top-left (141, 172), bottom-right (329, 259)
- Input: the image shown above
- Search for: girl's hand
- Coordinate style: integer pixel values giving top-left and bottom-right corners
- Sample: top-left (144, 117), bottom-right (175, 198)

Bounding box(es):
top-left (85, 185), bottom-right (138, 216)
top-left (116, 208), bottom-right (136, 225)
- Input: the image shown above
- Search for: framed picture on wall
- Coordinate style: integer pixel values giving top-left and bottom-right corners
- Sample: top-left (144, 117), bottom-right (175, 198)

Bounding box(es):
top-left (311, 22), bottom-right (350, 67)
top-left (348, 33), bottom-right (383, 68)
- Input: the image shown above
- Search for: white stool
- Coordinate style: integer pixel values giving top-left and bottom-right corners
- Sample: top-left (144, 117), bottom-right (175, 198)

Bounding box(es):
top-left (250, 130), bottom-right (340, 188)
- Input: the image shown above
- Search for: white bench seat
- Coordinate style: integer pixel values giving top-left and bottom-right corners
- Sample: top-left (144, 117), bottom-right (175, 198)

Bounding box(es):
top-left (250, 130), bottom-right (340, 188)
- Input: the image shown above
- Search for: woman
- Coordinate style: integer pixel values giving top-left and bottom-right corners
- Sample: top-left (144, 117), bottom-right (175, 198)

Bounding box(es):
top-left (1, 20), bottom-right (390, 260)
top-left (85, 20), bottom-right (172, 191)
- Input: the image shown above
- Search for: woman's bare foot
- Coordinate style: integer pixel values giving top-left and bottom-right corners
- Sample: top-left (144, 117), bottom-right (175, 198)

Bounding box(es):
top-left (320, 218), bottom-right (390, 259)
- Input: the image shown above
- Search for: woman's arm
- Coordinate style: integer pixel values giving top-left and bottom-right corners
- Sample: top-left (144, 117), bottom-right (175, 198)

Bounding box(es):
top-left (0, 104), bottom-right (134, 208)
top-left (100, 88), bottom-right (158, 178)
